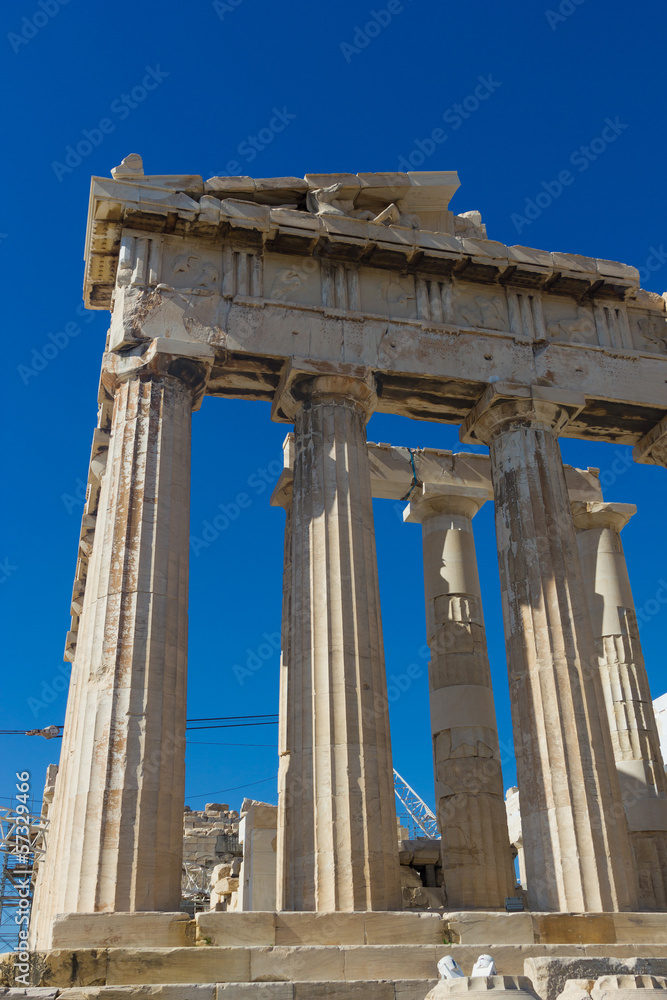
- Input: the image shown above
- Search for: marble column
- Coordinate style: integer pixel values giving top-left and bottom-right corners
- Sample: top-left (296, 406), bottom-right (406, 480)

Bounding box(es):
top-left (573, 500), bottom-right (667, 910)
top-left (274, 370), bottom-right (401, 911)
top-left (461, 383), bottom-right (637, 913)
top-left (31, 340), bottom-right (212, 948)
top-left (271, 471), bottom-right (293, 910)
top-left (405, 490), bottom-right (515, 908)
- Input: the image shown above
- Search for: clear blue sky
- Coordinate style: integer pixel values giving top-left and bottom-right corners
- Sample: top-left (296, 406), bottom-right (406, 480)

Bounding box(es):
top-left (1, 0), bottom-right (666, 819)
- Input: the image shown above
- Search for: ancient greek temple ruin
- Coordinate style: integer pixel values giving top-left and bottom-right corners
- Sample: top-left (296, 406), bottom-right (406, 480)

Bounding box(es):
top-left (8, 159), bottom-right (667, 997)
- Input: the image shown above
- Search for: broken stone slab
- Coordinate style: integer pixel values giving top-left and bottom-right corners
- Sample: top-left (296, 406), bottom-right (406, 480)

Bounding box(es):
top-left (59, 990), bottom-right (216, 1000)
top-left (213, 877), bottom-right (239, 895)
top-left (0, 992), bottom-right (60, 1000)
top-left (591, 977), bottom-right (667, 1000)
top-left (555, 981), bottom-right (597, 1000)
top-left (219, 199), bottom-right (271, 226)
top-left (425, 977), bottom-right (541, 1000)
top-left (525, 959), bottom-right (667, 1000)
top-left (50, 911), bottom-right (195, 949)
top-left (204, 176), bottom-right (307, 206)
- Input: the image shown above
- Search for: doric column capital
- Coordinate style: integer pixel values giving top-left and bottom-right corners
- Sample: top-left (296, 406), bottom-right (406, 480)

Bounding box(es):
top-left (633, 413), bottom-right (667, 469)
top-left (404, 486), bottom-right (488, 524)
top-left (571, 500), bottom-right (637, 533)
top-left (271, 358), bottom-right (377, 423)
top-left (270, 469), bottom-right (294, 510)
top-left (460, 382), bottom-right (586, 446)
top-left (101, 337), bottom-right (215, 410)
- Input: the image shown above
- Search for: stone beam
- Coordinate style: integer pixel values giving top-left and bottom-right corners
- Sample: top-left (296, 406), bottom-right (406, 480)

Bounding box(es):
top-left (83, 166), bottom-right (667, 445)
top-left (272, 437), bottom-right (603, 505)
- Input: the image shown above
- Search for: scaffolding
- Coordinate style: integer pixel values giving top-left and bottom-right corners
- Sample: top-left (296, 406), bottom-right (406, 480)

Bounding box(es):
top-left (393, 769), bottom-right (440, 840)
top-left (0, 805), bottom-right (47, 953)
top-left (181, 861), bottom-right (212, 914)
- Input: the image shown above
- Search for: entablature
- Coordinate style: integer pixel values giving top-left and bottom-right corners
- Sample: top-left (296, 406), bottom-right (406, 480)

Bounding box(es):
top-left (84, 161), bottom-right (667, 446)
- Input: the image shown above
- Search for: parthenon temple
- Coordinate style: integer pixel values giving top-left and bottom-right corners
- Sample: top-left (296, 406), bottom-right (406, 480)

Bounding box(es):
top-left (6, 159), bottom-right (667, 999)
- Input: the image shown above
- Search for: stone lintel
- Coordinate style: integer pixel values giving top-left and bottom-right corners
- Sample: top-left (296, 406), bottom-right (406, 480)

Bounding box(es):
top-left (271, 440), bottom-right (602, 506)
top-left (270, 358), bottom-right (376, 423)
top-left (571, 500), bottom-right (637, 533)
top-left (633, 413), bottom-right (667, 467)
top-left (460, 383), bottom-right (587, 446)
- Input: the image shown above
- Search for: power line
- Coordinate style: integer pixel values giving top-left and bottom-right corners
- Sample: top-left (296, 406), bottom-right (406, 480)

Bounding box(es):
top-left (1, 714), bottom-right (280, 738)
top-left (187, 715), bottom-right (278, 722)
top-left (187, 741), bottom-right (277, 747)
top-left (186, 722), bottom-right (278, 731)
top-left (184, 774), bottom-right (278, 801)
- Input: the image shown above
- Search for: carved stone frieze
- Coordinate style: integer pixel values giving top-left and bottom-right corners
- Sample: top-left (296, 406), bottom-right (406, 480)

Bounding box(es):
top-left (83, 163), bottom-right (666, 443)
top-left (455, 285), bottom-right (508, 332)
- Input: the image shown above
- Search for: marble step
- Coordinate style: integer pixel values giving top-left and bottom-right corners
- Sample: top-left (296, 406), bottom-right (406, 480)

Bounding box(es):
top-left (4, 944), bottom-right (667, 990)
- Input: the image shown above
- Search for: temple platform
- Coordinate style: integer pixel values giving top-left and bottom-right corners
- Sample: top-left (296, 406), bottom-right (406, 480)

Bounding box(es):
top-left (3, 912), bottom-right (667, 995)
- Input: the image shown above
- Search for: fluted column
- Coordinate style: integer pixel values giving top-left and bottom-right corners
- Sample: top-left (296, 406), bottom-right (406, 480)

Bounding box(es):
top-left (274, 369), bottom-right (401, 911)
top-left (271, 470), bottom-right (293, 909)
top-left (462, 383), bottom-right (637, 913)
top-left (573, 500), bottom-right (667, 910)
top-left (31, 339), bottom-right (212, 948)
top-left (405, 490), bottom-right (516, 908)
